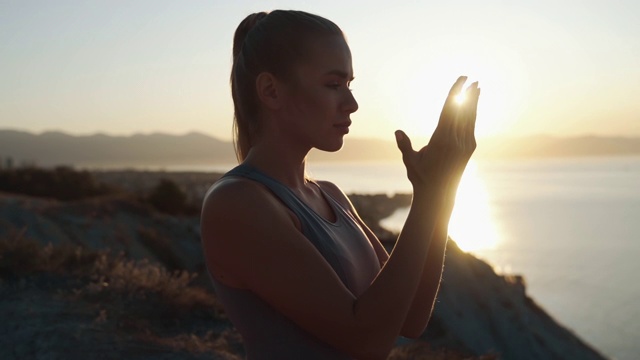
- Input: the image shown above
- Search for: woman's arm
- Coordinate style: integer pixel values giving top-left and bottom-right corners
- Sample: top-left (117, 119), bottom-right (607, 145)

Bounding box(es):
top-left (323, 170), bottom-right (464, 339)
top-left (398, 79), bottom-right (480, 338)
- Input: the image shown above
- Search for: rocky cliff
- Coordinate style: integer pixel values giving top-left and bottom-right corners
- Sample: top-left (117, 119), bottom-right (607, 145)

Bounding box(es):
top-left (0, 191), bottom-right (606, 359)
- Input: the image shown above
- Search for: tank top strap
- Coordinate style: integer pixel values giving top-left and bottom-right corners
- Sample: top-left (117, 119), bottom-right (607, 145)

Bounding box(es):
top-left (224, 164), bottom-right (328, 224)
top-left (222, 163), bottom-right (349, 283)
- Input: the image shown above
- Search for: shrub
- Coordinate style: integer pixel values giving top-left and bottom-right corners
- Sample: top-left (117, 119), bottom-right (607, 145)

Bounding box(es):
top-left (146, 178), bottom-right (188, 215)
top-left (0, 166), bottom-right (115, 200)
top-left (138, 329), bottom-right (243, 359)
top-left (388, 341), bottom-right (498, 360)
top-left (0, 231), bottom-right (222, 316)
top-left (137, 226), bottom-right (185, 271)
top-left (0, 228), bottom-right (99, 277)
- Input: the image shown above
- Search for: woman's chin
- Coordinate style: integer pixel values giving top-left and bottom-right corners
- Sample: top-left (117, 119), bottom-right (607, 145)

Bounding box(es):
top-left (315, 139), bottom-right (345, 153)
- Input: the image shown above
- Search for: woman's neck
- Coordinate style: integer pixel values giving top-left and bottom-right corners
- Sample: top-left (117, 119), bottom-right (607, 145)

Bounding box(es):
top-left (243, 138), bottom-right (311, 190)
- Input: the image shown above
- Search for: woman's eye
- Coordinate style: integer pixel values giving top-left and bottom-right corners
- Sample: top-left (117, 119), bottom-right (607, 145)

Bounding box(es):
top-left (326, 83), bottom-right (352, 91)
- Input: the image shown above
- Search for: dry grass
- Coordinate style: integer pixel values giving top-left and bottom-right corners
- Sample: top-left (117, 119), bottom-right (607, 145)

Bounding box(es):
top-left (0, 228), bottom-right (223, 317)
top-left (138, 329), bottom-right (243, 360)
top-left (76, 253), bottom-right (220, 313)
top-left (389, 341), bottom-right (499, 360)
top-left (0, 229), bottom-right (233, 357)
top-left (0, 228), bottom-right (99, 276)
top-left (137, 226), bottom-right (185, 271)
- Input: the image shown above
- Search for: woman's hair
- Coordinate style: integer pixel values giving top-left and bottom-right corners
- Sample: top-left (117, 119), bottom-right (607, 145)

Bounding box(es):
top-left (230, 10), bottom-right (343, 162)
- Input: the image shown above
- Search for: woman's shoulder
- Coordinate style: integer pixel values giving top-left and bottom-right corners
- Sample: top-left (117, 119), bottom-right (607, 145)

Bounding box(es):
top-left (200, 175), bottom-right (301, 287)
top-left (203, 174), bottom-right (260, 204)
top-left (202, 175), bottom-right (293, 223)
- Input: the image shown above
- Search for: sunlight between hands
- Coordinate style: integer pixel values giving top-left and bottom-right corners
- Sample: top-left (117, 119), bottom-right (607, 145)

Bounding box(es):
top-left (394, 76), bottom-right (481, 190)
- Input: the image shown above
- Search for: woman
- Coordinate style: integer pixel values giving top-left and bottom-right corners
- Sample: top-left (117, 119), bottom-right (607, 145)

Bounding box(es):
top-left (201, 10), bottom-right (479, 360)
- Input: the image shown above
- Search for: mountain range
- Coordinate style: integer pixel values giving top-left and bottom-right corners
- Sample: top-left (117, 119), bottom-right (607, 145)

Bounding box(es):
top-left (1, 129), bottom-right (640, 169)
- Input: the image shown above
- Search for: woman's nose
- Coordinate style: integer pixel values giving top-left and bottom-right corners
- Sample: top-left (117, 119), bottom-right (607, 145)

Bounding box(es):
top-left (342, 89), bottom-right (359, 114)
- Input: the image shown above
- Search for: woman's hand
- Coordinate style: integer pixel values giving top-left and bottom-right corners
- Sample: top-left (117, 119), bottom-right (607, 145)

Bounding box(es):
top-left (395, 76), bottom-right (480, 191)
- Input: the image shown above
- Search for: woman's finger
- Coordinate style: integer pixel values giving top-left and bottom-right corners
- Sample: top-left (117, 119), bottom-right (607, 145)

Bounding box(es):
top-left (448, 81), bottom-right (475, 146)
top-left (438, 76), bottom-right (468, 130)
top-left (461, 82), bottom-right (478, 137)
top-left (394, 130), bottom-right (415, 161)
top-left (446, 76), bottom-right (468, 101)
top-left (466, 87), bottom-right (480, 137)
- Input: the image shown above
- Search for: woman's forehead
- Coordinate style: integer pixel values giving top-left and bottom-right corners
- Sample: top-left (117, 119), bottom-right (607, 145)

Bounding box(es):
top-left (298, 36), bottom-right (353, 76)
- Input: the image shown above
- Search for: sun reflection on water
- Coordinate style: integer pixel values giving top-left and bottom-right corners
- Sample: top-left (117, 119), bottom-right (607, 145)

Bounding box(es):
top-left (447, 160), bottom-right (501, 252)
top-left (377, 160), bottom-right (501, 253)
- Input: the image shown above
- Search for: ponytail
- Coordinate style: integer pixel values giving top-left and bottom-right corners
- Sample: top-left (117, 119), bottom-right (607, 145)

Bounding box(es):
top-left (229, 10), bottom-right (343, 162)
top-left (231, 12), bottom-right (268, 162)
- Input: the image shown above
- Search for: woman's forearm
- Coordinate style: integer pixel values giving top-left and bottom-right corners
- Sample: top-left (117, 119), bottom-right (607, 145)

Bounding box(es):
top-left (399, 172), bottom-right (465, 337)
top-left (398, 218), bottom-right (450, 337)
top-left (350, 186), bottom-right (445, 356)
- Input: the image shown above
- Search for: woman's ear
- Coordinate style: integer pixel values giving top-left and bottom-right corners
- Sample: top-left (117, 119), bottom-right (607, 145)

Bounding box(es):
top-left (256, 72), bottom-right (282, 110)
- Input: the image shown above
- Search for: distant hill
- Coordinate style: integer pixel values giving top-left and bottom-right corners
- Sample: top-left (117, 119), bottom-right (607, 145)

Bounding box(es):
top-left (476, 134), bottom-right (640, 158)
top-left (0, 129), bottom-right (235, 168)
top-left (1, 129), bottom-right (640, 169)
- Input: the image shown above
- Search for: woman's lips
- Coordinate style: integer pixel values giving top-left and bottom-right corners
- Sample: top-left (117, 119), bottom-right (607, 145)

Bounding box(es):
top-left (334, 121), bottom-right (351, 134)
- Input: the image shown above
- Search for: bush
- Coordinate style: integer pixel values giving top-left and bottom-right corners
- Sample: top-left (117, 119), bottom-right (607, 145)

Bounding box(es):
top-left (0, 166), bottom-right (115, 200)
top-left (0, 228), bottom-right (99, 277)
top-left (0, 231), bottom-right (223, 317)
top-left (146, 178), bottom-right (188, 215)
top-left (137, 226), bottom-right (186, 271)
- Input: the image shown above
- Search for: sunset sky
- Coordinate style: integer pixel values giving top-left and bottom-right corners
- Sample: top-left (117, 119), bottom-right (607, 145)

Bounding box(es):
top-left (1, 0), bottom-right (639, 141)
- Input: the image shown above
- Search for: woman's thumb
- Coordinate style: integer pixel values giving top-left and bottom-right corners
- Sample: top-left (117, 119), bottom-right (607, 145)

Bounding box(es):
top-left (395, 130), bottom-right (413, 156)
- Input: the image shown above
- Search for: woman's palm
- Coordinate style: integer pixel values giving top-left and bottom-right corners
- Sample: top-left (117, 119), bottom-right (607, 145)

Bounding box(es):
top-left (395, 76), bottom-right (480, 189)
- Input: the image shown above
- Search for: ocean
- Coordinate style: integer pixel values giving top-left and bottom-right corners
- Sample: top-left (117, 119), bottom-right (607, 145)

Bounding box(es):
top-left (306, 157), bottom-right (640, 360)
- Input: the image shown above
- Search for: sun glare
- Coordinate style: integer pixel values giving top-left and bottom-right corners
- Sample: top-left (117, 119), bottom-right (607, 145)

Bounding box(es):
top-left (394, 46), bottom-right (528, 139)
top-left (447, 160), bottom-right (500, 252)
top-left (454, 92), bottom-right (466, 105)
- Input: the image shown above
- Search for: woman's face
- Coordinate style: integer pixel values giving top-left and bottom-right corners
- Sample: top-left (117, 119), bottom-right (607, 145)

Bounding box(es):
top-left (277, 35), bottom-right (359, 153)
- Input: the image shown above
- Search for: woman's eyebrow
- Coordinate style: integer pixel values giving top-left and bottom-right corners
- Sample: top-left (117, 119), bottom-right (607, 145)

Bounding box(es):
top-left (324, 69), bottom-right (355, 81)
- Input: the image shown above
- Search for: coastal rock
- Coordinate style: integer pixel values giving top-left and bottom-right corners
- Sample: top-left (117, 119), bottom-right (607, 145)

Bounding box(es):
top-left (0, 191), bottom-right (607, 359)
top-left (348, 193), bottom-right (411, 239)
top-left (0, 193), bottom-right (204, 274)
top-left (424, 241), bottom-right (606, 359)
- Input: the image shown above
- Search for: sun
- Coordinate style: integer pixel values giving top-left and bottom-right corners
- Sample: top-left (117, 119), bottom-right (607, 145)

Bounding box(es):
top-left (454, 92), bottom-right (466, 105)
top-left (393, 47), bottom-right (528, 140)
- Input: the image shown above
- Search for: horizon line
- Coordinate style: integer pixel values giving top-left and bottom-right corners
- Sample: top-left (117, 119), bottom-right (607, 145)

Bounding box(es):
top-left (2, 127), bottom-right (640, 141)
